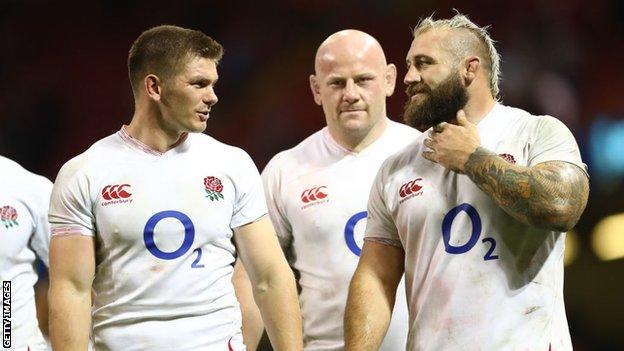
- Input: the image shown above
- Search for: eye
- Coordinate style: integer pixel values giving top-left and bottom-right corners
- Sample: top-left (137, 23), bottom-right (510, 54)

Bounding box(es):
top-left (329, 80), bottom-right (345, 87)
top-left (356, 76), bottom-right (373, 84)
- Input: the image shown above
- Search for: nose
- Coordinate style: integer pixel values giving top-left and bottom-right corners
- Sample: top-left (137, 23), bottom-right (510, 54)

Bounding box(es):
top-left (342, 79), bottom-right (359, 103)
top-left (404, 65), bottom-right (421, 86)
top-left (203, 87), bottom-right (218, 106)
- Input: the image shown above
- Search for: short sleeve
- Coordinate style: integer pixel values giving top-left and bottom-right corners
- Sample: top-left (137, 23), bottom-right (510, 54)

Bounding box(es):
top-left (364, 163), bottom-right (402, 248)
top-left (261, 156), bottom-right (293, 251)
top-left (28, 176), bottom-right (54, 267)
top-left (49, 160), bottom-right (96, 237)
top-left (230, 150), bottom-right (269, 229)
top-left (528, 116), bottom-right (588, 176)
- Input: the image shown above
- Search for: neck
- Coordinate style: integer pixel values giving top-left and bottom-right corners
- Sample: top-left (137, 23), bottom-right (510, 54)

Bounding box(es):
top-left (126, 102), bottom-right (186, 153)
top-left (461, 91), bottom-right (496, 125)
top-left (328, 116), bottom-right (388, 153)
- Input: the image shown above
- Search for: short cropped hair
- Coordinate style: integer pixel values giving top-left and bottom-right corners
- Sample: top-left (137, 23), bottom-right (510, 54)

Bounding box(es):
top-left (413, 13), bottom-right (501, 98)
top-left (128, 25), bottom-right (223, 94)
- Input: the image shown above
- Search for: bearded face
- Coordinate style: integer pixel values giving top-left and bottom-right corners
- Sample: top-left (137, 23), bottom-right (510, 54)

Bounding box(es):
top-left (402, 70), bottom-right (468, 132)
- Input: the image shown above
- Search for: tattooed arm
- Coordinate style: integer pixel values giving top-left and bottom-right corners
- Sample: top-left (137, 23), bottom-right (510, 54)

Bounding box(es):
top-left (463, 147), bottom-right (589, 232)
top-left (423, 111), bottom-right (589, 232)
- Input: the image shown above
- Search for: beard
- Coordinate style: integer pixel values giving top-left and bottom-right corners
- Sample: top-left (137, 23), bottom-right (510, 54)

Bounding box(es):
top-left (402, 71), bottom-right (468, 132)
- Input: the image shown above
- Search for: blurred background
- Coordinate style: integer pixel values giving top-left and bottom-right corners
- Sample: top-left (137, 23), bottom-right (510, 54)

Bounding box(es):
top-left (1, 0), bottom-right (622, 349)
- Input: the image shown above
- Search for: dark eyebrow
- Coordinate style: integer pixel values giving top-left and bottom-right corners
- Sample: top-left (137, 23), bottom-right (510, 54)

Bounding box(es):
top-left (407, 54), bottom-right (435, 65)
top-left (189, 75), bottom-right (218, 84)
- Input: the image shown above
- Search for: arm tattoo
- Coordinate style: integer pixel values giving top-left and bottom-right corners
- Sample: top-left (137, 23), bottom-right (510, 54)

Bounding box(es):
top-left (464, 147), bottom-right (589, 232)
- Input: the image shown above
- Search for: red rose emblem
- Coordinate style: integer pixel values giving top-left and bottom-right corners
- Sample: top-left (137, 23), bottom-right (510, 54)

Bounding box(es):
top-left (8, 207), bottom-right (18, 221)
top-left (498, 153), bottom-right (516, 164)
top-left (0, 206), bottom-right (9, 219)
top-left (204, 176), bottom-right (224, 193)
top-left (0, 205), bottom-right (19, 227)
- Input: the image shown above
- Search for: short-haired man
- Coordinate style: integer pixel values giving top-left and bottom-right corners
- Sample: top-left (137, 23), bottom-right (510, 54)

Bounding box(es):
top-left (0, 156), bottom-right (52, 350)
top-left (48, 25), bottom-right (302, 351)
top-left (260, 30), bottom-right (419, 350)
top-left (345, 14), bottom-right (588, 350)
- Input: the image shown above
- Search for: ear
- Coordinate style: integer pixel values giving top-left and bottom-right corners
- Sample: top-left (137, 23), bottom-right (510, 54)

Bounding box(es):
top-left (144, 74), bottom-right (162, 102)
top-left (385, 63), bottom-right (397, 97)
top-left (463, 56), bottom-right (480, 85)
top-left (309, 74), bottom-right (322, 106)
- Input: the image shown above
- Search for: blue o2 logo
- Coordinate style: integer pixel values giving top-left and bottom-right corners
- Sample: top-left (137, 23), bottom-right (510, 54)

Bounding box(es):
top-left (344, 211), bottom-right (368, 256)
top-left (143, 210), bottom-right (205, 267)
top-left (442, 203), bottom-right (498, 260)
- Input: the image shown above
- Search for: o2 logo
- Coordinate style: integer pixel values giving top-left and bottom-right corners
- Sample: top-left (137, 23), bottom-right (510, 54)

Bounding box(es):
top-left (442, 203), bottom-right (498, 260)
top-left (344, 211), bottom-right (368, 256)
top-left (143, 210), bottom-right (205, 268)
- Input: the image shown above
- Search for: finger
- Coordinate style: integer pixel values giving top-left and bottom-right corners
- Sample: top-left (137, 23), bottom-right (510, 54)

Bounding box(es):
top-left (423, 138), bottom-right (436, 149)
top-left (433, 122), bottom-right (446, 133)
top-left (422, 150), bottom-right (437, 163)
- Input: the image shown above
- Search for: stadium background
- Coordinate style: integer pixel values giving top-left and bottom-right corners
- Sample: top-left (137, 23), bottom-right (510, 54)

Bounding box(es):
top-left (1, 0), bottom-right (622, 349)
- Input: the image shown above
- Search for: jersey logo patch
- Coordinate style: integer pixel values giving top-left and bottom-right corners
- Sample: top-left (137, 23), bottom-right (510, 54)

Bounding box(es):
top-left (101, 184), bottom-right (133, 206)
top-left (204, 176), bottom-right (224, 201)
top-left (301, 186), bottom-right (327, 203)
top-left (300, 186), bottom-right (329, 209)
top-left (498, 153), bottom-right (516, 164)
top-left (0, 205), bottom-right (18, 228)
top-left (399, 178), bottom-right (423, 203)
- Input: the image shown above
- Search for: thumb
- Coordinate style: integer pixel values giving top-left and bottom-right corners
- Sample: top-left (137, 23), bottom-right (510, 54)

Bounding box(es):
top-left (456, 110), bottom-right (470, 126)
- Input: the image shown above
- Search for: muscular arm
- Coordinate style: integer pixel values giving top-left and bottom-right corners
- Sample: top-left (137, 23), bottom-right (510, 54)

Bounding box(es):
top-left (232, 259), bottom-right (264, 351)
top-left (344, 241), bottom-right (404, 351)
top-left (464, 148), bottom-right (589, 232)
top-left (48, 235), bottom-right (95, 351)
top-left (234, 216), bottom-right (302, 350)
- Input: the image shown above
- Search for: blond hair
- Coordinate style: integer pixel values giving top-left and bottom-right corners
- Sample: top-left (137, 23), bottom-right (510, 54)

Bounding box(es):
top-left (413, 13), bottom-right (501, 98)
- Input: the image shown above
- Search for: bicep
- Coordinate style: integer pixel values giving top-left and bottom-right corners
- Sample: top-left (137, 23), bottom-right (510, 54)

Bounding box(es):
top-left (533, 161), bottom-right (589, 206)
top-left (356, 240), bottom-right (404, 290)
top-left (233, 216), bottom-right (286, 283)
top-left (49, 235), bottom-right (95, 292)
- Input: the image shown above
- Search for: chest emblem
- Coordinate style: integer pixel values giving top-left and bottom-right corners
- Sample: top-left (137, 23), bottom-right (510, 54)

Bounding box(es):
top-left (101, 184), bottom-right (133, 206)
top-left (399, 178), bottom-right (424, 203)
top-left (301, 186), bottom-right (327, 203)
top-left (204, 176), bottom-right (224, 201)
top-left (300, 186), bottom-right (329, 209)
top-left (0, 205), bottom-right (19, 228)
top-left (498, 153), bottom-right (516, 164)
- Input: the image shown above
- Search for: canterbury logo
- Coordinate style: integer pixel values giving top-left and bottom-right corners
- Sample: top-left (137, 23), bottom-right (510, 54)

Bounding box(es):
top-left (301, 186), bottom-right (328, 203)
top-left (101, 184), bottom-right (132, 200)
top-left (399, 178), bottom-right (423, 198)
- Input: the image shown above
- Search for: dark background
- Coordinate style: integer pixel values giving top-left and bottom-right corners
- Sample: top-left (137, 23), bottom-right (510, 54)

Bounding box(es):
top-left (2, 1), bottom-right (623, 349)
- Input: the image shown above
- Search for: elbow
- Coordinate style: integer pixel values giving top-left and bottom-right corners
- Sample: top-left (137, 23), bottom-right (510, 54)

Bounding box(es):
top-left (533, 202), bottom-right (582, 232)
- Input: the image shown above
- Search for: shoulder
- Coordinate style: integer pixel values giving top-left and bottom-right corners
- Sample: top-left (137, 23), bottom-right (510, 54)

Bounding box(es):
top-left (190, 133), bottom-right (258, 171)
top-left (0, 156), bottom-right (53, 208)
top-left (262, 129), bottom-right (325, 178)
top-left (386, 119), bottom-right (422, 138)
top-left (499, 104), bottom-right (574, 137)
top-left (378, 134), bottom-right (426, 176)
top-left (54, 133), bottom-right (120, 183)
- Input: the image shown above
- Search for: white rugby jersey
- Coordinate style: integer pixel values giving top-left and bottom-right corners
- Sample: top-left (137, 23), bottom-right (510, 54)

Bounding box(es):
top-left (365, 103), bottom-right (586, 351)
top-left (262, 119), bottom-right (420, 351)
top-left (0, 156), bottom-right (52, 351)
top-left (48, 127), bottom-right (267, 351)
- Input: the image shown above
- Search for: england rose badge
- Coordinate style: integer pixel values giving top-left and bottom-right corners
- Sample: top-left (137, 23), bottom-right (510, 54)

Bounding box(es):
top-left (204, 176), bottom-right (224, 201)
top-left (0, 205), bottom-right (19, 228)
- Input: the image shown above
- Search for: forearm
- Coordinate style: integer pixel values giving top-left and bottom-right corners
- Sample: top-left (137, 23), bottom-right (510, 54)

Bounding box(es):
top-left (49, 282), bottom-right (92, 350)
top-left (464, 147), bottom-right (589, 231)
top-left (253, 267), bottom-right (302, 351)
top-left (344, 268), bottom-right (394, 350)
top-left (233, 260), bottom-right (264, 351)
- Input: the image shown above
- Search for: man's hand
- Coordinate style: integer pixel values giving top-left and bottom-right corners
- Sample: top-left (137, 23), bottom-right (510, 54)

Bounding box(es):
top-left (422, 110), bottom-right (481, 173)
